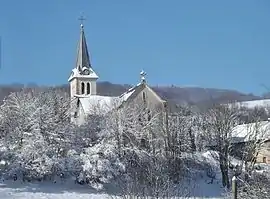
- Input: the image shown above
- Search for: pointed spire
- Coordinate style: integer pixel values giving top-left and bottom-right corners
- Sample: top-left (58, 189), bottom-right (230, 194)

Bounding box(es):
top-left (75, 19), bottom-right (92, 73)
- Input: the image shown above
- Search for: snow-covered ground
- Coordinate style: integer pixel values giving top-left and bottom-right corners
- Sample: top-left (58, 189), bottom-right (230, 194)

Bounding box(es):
top-left (0, 180), bottom-right (109, 199)
top-left (0, 151), bottom-right (229, 199)
top-left (0, 180), bottom-right (225, 199)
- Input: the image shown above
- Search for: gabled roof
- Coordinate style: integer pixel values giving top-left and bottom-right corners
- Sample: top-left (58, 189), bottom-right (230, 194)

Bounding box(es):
top-left (75, 82), bottom-right (166, 116)
top-left (78, 95), bottom-right (119, 115)
top-left (75, 84), bottom-right (137, 115)
top-left (120, 82), bottom-right (166, 105)
top-left (118, 82), bottom-right (143, 104)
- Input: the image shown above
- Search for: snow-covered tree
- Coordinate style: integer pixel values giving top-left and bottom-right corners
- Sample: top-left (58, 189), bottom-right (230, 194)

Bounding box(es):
top-left (201, 104), bottom-right (239, 188)
top-left (0, 88), bottom-right (75, 180)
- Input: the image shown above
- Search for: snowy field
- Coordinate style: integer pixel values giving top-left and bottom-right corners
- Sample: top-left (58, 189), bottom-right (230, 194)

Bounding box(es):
top-left (0, 151), bottom-right (228, 198)
top-left (0, 180), bottom-right (109, 199)
top-left (0, 179), bottom-right (226, 199)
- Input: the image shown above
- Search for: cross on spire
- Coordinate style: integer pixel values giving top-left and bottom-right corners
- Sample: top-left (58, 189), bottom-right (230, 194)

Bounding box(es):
top-left (78, 15), bottom-right (86, 26)
top-left (140, 70), bottom-right (147, 83)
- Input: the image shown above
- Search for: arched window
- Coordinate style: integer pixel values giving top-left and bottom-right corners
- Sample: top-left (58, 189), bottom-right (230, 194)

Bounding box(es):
top-left (138, 113), bottom-right (143, 125)
top-left (87, 82), bottom-right (91, 94)
top-left (147, 109), bottom-right (151, 121)
top-left (141, 138), bottom-right (146, 148)
top-left (142, 92), bottom-right (146, 103)
top-left (81, 82), bottom-right (85, 94)
top-left (74, 99), bottom-right (80, 118)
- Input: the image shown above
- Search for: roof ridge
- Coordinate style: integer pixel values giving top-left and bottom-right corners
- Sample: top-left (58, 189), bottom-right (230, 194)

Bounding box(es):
top-left (119, 83), bottom-right (142, 98)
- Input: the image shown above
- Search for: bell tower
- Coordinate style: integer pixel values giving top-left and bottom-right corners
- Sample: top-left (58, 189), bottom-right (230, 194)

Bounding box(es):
top-left (68, 18), bottom-right (99, 99)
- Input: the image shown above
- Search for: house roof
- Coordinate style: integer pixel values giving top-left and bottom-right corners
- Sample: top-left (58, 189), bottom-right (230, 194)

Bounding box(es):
top-left (231, 121), bottom-right (270, 143)
top-left (230, 99), bottom-right (270, 109)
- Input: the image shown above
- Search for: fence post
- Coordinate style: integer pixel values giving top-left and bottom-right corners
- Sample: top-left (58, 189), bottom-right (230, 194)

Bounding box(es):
top-left (232, 176), bottom-right (237, 199)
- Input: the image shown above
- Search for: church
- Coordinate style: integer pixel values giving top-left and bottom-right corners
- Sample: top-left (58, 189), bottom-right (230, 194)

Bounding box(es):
top-left (68, 22), bottom-right (168, 125)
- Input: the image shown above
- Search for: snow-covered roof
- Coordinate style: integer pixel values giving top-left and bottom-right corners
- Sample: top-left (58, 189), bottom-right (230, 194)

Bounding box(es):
top-left (232, 99), bottom-right (270, 109)
top-left (118, 83), bottom-right (140, 101)
top-left (68, 68), bottom-right (98, 82)
top-left (79, 95), bottom-right (119, 115)
top-left (76, 83), bottom-right (138, 115)
top-left (231, 121), bottom-right (270, 143)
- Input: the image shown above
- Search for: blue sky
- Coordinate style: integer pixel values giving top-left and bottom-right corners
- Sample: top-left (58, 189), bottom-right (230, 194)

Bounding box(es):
top-left (0, 0), bottom-right (270, 95)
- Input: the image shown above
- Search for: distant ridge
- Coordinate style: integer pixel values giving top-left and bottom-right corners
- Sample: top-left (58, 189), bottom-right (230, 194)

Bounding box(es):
top-left (0, 82), bottom-right (266, 109)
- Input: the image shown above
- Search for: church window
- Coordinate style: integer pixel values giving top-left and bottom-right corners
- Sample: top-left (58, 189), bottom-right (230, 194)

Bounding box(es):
top-left (74, 99), bottom-right (80, 118)
top-left (142, 92), bottom-right (146, 103)
top-left (81, 82), bottom-right (85, 94)
top-left (138, 113), bottom-right (143, 125)
top-left (164, 102), bottom-right (167, 108)
top-left (123, 134), bottom-right (129, 146)
top-left (147, 109), bottom-right (151, 121)
top-left (86, 83), bottom-right (91, 94)
top-left (141, 138), bottom-right (146, 148)
top-left (140, 138), bottom-right (149, 149)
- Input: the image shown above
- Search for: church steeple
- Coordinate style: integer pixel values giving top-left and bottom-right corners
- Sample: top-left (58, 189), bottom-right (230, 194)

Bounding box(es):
top-left (68, 19), bottom-right (98, 98)
top-left (75, 23), bottom-right (92, 73)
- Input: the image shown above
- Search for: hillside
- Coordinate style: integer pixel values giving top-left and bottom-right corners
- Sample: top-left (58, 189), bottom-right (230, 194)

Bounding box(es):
top-left (0, 82), bottom-right (264, 107)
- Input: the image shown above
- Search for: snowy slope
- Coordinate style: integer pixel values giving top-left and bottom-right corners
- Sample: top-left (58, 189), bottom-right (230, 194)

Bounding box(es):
top-left (232, 99), bottom-right (270, 109)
